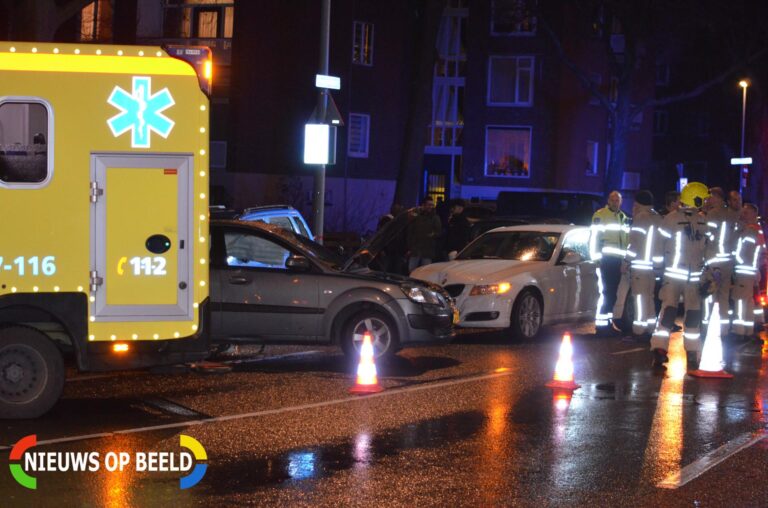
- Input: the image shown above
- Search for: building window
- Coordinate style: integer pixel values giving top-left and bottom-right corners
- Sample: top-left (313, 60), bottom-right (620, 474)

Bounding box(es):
top-left (491, 0), bottom-right (537, 35)
top-left (164, 1), bottom-right (235, 39)
top-left (428, 5), bottom-right (466, 150)
top-left (80, 0), bottom-right (113, 42)
top-left (586, 140), bottom-right (599, 176)
top-left (352, 21), bottom-right (374, 66)
top-left (0, 100), bottom-right (50, 185)
top-left (485, 126), bottom-right (531, 178)
top-left (348, 113), bottom-right (370, 158)
top-left (654, 110), bottom-right (668, 136)
top-left (488, 56), bottom-right (534, 106)
top-left (631, 111), bottom-right (643, 131)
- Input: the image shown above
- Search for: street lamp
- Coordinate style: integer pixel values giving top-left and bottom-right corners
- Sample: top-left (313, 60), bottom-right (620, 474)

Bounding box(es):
top-left (739, 79), bottom-right (749, 196)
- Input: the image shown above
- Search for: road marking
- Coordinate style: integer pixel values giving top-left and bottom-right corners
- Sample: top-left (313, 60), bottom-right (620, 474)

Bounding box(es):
top-left (611, 347), bottom-right (646, 355)
top-left (222, 350), bottom-right (323, 365)
top-left (0, 369), bottom-right (516, 450)
top-left (657, 430), bottom-right (767, 489)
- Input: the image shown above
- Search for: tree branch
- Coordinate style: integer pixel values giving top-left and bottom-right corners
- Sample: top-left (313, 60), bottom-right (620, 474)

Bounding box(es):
top-left (631, 47), bottom-right (768, 117)
top-left (540, 17), bottom-right (615, 113)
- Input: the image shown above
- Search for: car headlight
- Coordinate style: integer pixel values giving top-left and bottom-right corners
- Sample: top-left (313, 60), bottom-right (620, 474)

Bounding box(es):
top-left (401, 284), bottom-right (442, 305)
top-left (469, 282), bottom-right (511, 296)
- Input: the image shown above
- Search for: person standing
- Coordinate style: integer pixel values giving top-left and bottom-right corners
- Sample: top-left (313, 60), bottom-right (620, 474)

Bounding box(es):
top-left (728, 190), bottom-right (743, 215)
top-left (590, 191), bottom-right (630, 334)
top-left (445, 198), bottom-right (472, 255)
top-left (731, 203), bottom-right (765, 341)
top-left (702, 187), bottom-right (738, 334)
top-left (650, 182), bottom-right (711, 369)
top-left (660, 191), bottom-right (681, 217)
top-left (406, 197), bottom-right (442, 273)
top-left (626, 190), bottom-right (663, 339)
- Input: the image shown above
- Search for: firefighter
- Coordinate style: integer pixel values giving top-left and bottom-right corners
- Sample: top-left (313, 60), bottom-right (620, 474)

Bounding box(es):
top-left (731, 203), bottom-right (765, 340)
top-left (590, 191), bottom-right (630, 334)
top-left (702, 187), bottom-right (739, 334)
top-left (650, 182), bottom-right (711, 369)
top-left (625, 190), bottom-right (663, 339)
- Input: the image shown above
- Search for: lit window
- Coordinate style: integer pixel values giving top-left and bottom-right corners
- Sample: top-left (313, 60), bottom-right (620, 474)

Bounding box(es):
top-left (164, 1), bottom-right (234, 39)
top-left (352, 21), bottom-right (374, 66)
top-left (0, 101), bottom-right (50, 185)
top-left (348, 113), bottom-right (370, 158)
top-left (488, 56), bottom-right (534, 106)
top-left (79, 0), bottom-right (113, 42)
top-left (485, 126), bottom-right (531, 178)
top-left (491, 0), bottom-right (537, 35)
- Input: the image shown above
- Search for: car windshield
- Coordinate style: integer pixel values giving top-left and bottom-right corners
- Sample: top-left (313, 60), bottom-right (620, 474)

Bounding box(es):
top-left (264, 225), bottom-right (345, 269)
top-left (457, 231), bottom-right (561, 261)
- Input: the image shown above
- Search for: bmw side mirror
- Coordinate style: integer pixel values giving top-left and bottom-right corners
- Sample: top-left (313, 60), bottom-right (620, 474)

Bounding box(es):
top-left (286, 255), bottom-right (311, 271)
top-left (448, 250), bottom-right (458, 261)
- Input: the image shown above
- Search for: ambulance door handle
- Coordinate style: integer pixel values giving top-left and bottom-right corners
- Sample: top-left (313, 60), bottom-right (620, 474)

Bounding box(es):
top-left (180, 240), bottom-right (185, 249)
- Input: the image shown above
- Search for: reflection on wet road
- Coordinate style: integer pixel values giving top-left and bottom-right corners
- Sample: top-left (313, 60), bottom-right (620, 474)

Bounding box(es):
top-left (1, 327), bottom-right (767, 506)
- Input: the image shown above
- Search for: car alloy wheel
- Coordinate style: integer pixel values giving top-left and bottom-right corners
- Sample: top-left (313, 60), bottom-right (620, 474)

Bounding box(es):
top-left (351, 316), bottom-right (392, 358)
top-left (514, 290), bottom-right (542, 339)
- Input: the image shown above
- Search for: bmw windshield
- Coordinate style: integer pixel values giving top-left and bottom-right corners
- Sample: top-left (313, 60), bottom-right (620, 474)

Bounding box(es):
top-left (457, 231), bottom-right (561, 261)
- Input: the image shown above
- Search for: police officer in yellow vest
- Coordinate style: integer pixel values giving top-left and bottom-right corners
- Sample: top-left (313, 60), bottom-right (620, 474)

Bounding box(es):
top-left (590, 190), bottom-right (630, 334)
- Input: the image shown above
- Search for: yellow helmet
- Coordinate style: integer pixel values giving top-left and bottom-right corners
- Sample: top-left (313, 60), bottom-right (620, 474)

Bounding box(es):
top-left (680, 182), bottom-right (710, 208)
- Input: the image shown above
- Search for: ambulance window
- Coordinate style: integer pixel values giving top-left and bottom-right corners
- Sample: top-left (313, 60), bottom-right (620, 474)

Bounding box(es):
top-left (0, 102), bottom-right (49, 184)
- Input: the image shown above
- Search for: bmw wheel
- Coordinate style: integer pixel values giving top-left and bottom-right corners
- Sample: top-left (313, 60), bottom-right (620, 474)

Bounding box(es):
top-left (509, 289), bottom-right (543, 340)
top-left (342, 310), bottom-right (399, 360)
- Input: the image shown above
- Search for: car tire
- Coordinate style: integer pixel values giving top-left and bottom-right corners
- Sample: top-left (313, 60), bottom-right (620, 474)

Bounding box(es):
top-left (509, 289), bottom-right (543, 341)
top-left (341, 309), bottom-right (399, 361)
top-left (0, 326), bottom-right (65, 419)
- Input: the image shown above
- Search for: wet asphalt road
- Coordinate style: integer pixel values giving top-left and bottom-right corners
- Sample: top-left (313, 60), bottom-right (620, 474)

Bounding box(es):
top-left (2, 324), bottom-right (768, 507)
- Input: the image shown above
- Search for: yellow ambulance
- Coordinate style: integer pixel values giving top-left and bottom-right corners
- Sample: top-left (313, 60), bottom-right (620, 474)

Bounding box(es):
top-left (0, 42), bottom-right (210, 418)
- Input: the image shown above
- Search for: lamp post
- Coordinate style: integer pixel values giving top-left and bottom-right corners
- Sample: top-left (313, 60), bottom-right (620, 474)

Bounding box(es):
top-left (739, 79), bottom-right (749, 196)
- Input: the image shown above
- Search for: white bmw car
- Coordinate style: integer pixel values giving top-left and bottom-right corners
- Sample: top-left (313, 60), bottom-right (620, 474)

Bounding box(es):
top-left (411, 225), bottom-right (599, 340)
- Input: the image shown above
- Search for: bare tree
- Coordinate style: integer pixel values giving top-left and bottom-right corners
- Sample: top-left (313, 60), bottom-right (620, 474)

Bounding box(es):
top-left (541, 0), bottom-right (768, 195)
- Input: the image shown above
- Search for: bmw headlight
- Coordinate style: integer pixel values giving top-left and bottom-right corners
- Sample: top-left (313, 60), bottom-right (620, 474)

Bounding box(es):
top-left (469, 282), bottom-right (511, 296)
top-left (401, 284), bottom-right (441, 305)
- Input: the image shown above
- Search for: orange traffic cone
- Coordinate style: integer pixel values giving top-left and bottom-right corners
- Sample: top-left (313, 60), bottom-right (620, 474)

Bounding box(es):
top-left (690, 303), bottom-right (733, 379)
top-left (546, 332), bottom-right (581, 391)
top-left (350, 332), bottom-right (384, 394)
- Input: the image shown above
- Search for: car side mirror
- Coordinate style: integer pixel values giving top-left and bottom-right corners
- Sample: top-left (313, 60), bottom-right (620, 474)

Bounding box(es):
top-left (448, 250), bottom-right (458, 261)
top-left (559, 250), bottom-right (582, 265)
top-left (285, 254), bottom-right (311, 271)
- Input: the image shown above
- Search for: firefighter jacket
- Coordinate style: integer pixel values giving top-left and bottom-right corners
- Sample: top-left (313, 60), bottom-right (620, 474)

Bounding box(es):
top-left (658, 207), bottom-right (710, 283)
top-left (734, 222), bottom-right (765, 280)
top-left (590, 206), bottom-right (629, 260)
top-left (704, 205), bottom-right (739, 267)
top-left (626, 204), bottom-right (663, 271)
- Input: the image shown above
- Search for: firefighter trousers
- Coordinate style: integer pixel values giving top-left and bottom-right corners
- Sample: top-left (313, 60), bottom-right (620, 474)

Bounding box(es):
top-left (630, 270), bottom-right (656, 335)
top-left (732, 276), bottom-right (758, 336)
top-left (650, 279), bottom-right (702, 353)
top-left (703, 265), bottom-right (732, 333)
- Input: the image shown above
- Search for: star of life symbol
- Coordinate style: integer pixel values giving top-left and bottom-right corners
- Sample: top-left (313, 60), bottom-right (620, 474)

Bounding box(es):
top-left (107, 76), bottom-right (175, 148)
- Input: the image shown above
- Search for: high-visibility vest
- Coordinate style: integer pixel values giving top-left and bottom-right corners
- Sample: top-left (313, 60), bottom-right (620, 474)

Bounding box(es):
top-left (590, 206), bottom-right (629, 259)
top-left (657, 208), bottom-right (710, 282)
top-left (704, 206), bottom-right (738, 267)
top-left (734, 223), bottom-right (764, 278)
top-left (626, 205), bottom-right (663, 271)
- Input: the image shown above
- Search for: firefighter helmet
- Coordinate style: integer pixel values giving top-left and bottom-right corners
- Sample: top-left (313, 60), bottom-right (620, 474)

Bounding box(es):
top-left (680, 182), bottom-right (710, 209)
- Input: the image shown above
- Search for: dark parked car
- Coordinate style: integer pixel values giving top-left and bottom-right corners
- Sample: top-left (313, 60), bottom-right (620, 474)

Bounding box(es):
top-left (209, 219), bottom-right (456, 358)
top-left (496, 190), bottom-right (603, 226)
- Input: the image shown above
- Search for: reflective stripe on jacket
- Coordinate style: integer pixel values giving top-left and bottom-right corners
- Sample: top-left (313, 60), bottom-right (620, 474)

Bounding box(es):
top-left (590, 206), bottom-right (629, 259)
